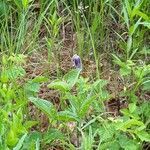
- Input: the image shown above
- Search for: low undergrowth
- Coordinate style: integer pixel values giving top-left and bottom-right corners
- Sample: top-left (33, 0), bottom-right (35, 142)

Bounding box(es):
top-left (0, 0), bottom-right (150, 149)
top-left (0, 54), bottom-right (149, 149)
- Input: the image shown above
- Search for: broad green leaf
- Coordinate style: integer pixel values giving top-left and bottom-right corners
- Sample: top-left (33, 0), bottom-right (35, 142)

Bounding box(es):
top-left (81, 127), bottom-right (94, 150)
top-left (116, 119), bottom-right (144, 131)
top-left (8, 54), bottom-right (26, 64)
top-left (65, 94), bottom-right (79, 115)
top-left (22, 131), bottom-right (42, 150)
top-left (6, 66), bottom-right (26, 79)
top-left (142, 80), bottom-right (150, 91)
top-left (6, 129), bottom-right (19, 147)
top-left (13, 133), bottom-right (27, 150)
top-left (98, 124), bottom-right (115, 142)
top-left (134, 67), bottom-right (144, 80)
top-left (57, 111), bottom-right (78, 122)
top-left (118, 134), bottom-right (139, 150)
top-left (129, 103), bottom-right (136, 113)
top-left (109, 141), bottom-right (120, 150)
top-left (120, 66), bottom-right (131, 76)
top-left (99, 140), bottom-right (120, 150)
top-left (120, 109), bottom-right (139, 119)
top-left (25, 76), bottom-right (48, 95)
top-left (92, 79), bottom-right (108, 89)
top-left (99, 90), bottom-right (110, 101)
top-left (24, 82), bottom-right (40, 93)
top-left (24, 121), bottom-right (38, 130)
top-left (130, 92), bottom-right (138, 103)
top-left (79, 96), bottom-right (96, 118)
top-left (76, 77), bottom-right (90, 94)
top-left (139, 102), bottom-right (150, 119)
top-left (32, 76), bottom-right (49, 83)
top-left (29, 97), bottom-right (56, 119)
top-left (11, 113), bottom-right (27, 135)
top-left (48, 80), bottom-right (70, 92)
top-left (136, 131), bottom-right (150, 142)
top-left (63, 69), bottom-right (81, 88)
top-left (43, 129), bottom-right (65, 144)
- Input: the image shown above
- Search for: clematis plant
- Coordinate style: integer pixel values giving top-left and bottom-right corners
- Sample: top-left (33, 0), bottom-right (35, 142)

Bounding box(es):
top-left (72, 54), bottom-right (82, 70)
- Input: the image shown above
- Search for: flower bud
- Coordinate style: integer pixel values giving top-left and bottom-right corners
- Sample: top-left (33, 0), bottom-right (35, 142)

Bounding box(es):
top-left (72, 54), bottom-right (82, 69)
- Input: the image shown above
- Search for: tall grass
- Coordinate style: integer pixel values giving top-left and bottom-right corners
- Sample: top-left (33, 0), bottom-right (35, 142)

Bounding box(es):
top-left (0, 1), bottom-right (30, 54)
top-left (62, 0), bottom-right (111, 78)
top-left (0, 0), bottom-right (57, 55)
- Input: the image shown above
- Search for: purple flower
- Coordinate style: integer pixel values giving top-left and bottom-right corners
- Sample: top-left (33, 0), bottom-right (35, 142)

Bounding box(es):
top-left (72, 54), bottom-right (82, 69)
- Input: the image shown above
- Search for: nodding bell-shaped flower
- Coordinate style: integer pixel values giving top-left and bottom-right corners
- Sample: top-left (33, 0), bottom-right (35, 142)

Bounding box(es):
top-left (72, 54), bottom-right (82, 70)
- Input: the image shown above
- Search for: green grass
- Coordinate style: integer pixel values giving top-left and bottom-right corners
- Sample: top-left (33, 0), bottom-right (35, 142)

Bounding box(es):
top-left (0, 0), bottom-right (150, 149)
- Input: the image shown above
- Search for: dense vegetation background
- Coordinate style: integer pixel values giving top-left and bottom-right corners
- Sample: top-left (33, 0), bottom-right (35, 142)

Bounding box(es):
top-left (0, 0), bottom-right (150, 149)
